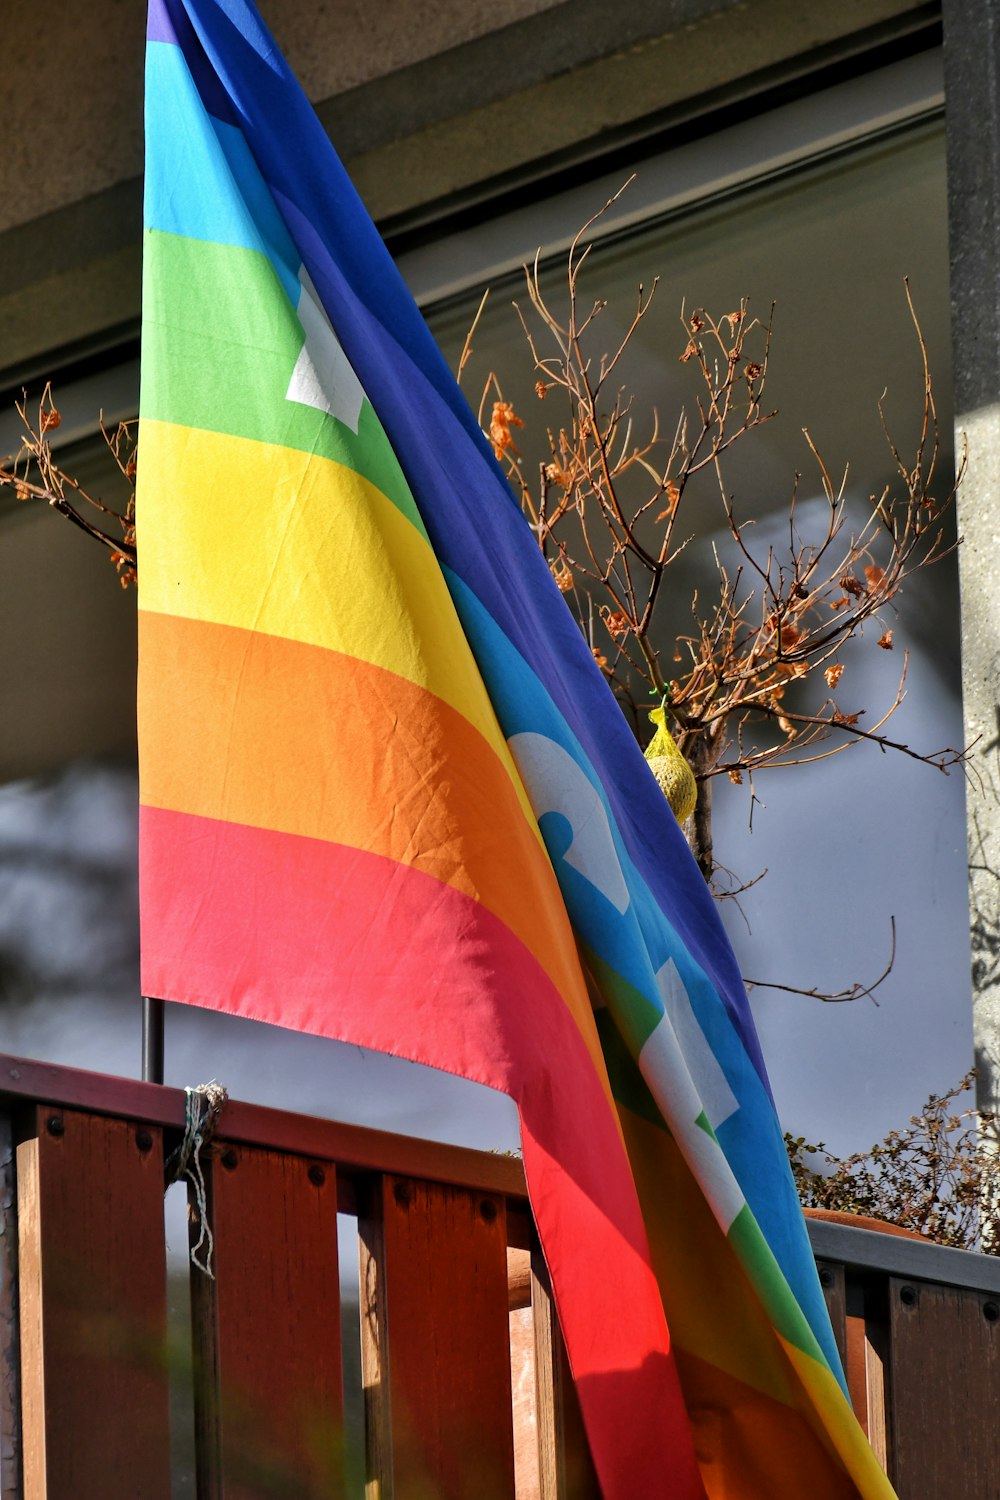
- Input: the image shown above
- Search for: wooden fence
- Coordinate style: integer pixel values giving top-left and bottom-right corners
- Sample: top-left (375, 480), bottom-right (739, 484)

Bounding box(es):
top-left (0, 1052), bottom-right (997, 1499)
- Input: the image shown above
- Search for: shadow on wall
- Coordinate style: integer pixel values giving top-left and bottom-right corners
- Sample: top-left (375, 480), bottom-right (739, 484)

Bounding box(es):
top-left (0, 759), bottom-right (140, 1021)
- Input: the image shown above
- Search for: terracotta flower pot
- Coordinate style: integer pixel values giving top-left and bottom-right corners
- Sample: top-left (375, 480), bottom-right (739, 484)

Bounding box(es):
top-left (803, 1206), bottom-right (928, 1241)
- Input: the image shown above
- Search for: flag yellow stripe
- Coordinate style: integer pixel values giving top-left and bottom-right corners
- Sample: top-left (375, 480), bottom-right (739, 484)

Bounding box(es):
top-left (137, 417), bottom-right (541, 838)
top-left (782, 1340), bottom-right (897, 1498)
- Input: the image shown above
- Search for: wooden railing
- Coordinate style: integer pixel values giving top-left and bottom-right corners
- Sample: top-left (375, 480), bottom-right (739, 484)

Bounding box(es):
top-left (808, 1214), bottom-right (1000, 1499)
top-left (0, 1053), bottom-right (997, 1499)
top-left (0, 1052), bottom-right (596, 1500)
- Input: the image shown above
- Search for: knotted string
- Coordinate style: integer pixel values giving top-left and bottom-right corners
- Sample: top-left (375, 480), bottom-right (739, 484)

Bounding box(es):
top-left (164, 1081), bottom-right (229, 1278)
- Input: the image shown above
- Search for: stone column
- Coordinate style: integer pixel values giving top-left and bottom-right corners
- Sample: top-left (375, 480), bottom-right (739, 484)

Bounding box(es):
top-left (943, 1), bottom-right (1000, 1115)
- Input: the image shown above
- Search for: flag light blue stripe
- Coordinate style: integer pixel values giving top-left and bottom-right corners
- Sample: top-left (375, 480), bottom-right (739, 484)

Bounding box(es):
top-left (146, 42), bottom-right (300, 304)
top-left (147, 0), bottom-right (497, 465)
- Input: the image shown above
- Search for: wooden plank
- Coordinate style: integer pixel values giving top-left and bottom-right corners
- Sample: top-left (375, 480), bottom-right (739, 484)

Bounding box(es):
top-left (16, 1106), bottom-right (170, 1500)
top-left (0, 1054), bottom-right (527, 1204)
top-left (830, 1273), bottom-right (890, 1472)
top-left (508, 1250), bottom-right (537, 1499)
top-left (843, 1277), bottom-right (871, 1441)
top-left (358, 1175), bottom-right (515, 1500)
top-left (190, 1142), bottom-right (343, 1500)
top-left (529, 1250), bottom-right (600, 1500)
top-left (815, 1259), bottom-right (847, 1372)
top-left (818, 1263), bottom-right (891, 1472)
top-left (530, 1250), bottom-right (560, 1500)
top-left (0, 1113), bottom-right (21, 1500)
top-left (510, 1303), bottom-right (538, 1500)
top-left (887, 1276), bottom-right (1000, 1499)
top-left (862, 1281), bottom-right (890, 1476)
top-left (358, 1191), bottom-right (391, 1500)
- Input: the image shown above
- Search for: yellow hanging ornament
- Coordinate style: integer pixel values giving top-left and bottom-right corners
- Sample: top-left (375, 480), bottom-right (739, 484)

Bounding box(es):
top-left (644, 703), bottom-right (697, 824)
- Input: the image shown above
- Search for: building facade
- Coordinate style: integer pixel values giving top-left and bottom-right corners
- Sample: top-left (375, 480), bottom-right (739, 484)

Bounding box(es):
top-left (1, 1), bottom-right (994, 1150)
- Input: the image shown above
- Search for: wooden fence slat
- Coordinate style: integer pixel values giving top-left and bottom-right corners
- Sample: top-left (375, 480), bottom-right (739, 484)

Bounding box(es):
top-left (844, 1276), bottom-right (872, 1444)
top-left (507, 1249), bottom-right (537, 1500)
top-left (16, 1106), bottom-right (170, 1500)
top-left (190, 1142), bottom-right (343, 1500)
top-left (887, 1275), bottom-right (1000, 1500)
top-left (529, 1250), bottom-right (600, 1500)
top-left (359, 1175), bottom-right (515, 1500)
top-left (819, 1263), bottom-right (891, 1472)
top-left (1, 1113), bottom-right (21, 1500)
top-left (816, 1259), bottom-right (847, 1373)
top-left (860, 1282), bottom-right (890, 1476)
top-left (529, 1250), bottom-right (559, 1500)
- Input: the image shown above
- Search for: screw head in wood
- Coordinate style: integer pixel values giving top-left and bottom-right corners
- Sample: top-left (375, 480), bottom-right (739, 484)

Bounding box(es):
top-left (308, 1164), bottom-right (326, 1187)
top-left (46, 1115), bottom-right (64, 1137)
top-left (393, 1181), bottom-right (411, 1208)
top-left (135, 1128), bottom-right (153, 1153)
top-left (899, 1285), bottom-right (917, 1309)
top-left (220, 1147), bottom-right (238, 1171)
top-left (479, 1198), bottom-right (498, 1224)
top-left (984, 1301), bottom-right (999, 1324)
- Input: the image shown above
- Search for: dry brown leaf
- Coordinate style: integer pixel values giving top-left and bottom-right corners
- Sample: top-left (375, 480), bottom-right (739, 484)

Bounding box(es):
top-left (550, 558), bottom-right (573, 593)
top-left (489, 399), bottom-right (524, 460)
top-left (604, 610), bottom-right (632, 639)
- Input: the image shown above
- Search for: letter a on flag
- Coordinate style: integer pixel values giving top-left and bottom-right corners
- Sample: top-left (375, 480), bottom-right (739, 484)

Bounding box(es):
top-left (139, 3), bottom-right (897, 1495)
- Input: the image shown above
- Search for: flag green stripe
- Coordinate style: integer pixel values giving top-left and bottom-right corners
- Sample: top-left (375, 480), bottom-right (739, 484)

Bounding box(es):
top-left (728, 1205), bottom-right (830, 1366)
top-left (141, 228), bottom-right (425, 536)
top-left (594, 1006), bottom-right (667, 1130)
top-left (583, 942), bottom-right (662, 1055)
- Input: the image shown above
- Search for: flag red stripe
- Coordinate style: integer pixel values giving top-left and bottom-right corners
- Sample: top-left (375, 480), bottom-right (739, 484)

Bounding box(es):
top-left (139, 803), bottom-right (705, 1497)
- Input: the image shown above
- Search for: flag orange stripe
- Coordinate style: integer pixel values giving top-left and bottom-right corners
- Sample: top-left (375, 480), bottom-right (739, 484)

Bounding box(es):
top-left (675, 1348), bottom-right (861, 1500)
top-left (138, 607), bottom-right (610, 1086)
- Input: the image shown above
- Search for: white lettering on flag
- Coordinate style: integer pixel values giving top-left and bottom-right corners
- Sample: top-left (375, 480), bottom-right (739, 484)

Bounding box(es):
top-left (285, 267), bottom-right (365, 432)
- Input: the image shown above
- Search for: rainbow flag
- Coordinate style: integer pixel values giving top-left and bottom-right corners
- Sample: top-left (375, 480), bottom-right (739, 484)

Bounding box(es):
top-left (138, 3), bottom-right (895, 1496)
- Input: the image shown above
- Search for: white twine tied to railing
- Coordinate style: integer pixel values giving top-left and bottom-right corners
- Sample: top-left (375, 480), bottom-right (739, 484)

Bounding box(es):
top-left (164, 1080), bottom-right (229, 1279)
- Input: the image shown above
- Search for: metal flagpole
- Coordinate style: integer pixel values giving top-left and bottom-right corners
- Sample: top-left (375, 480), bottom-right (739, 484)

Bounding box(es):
top-left (141, 995), bottom-right (165, 1084)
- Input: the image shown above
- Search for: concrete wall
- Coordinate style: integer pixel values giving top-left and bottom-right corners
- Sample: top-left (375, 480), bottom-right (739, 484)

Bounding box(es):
top-left (0, 0), bottom-right (925, 375)
top-left (4, 0), bottom-right (566, 236)
top-left (943, 0), bottom-right (1000, 1114)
